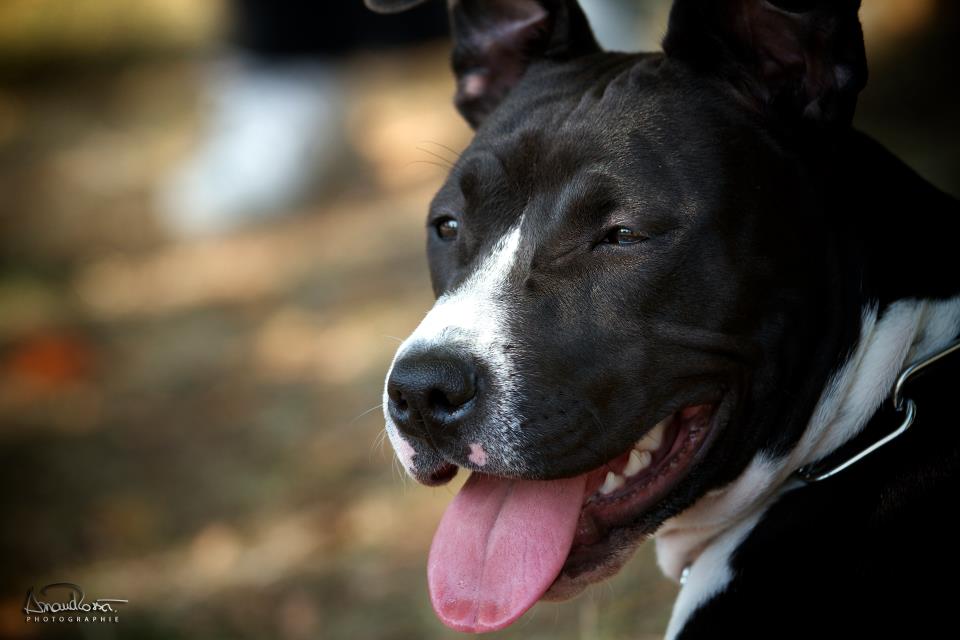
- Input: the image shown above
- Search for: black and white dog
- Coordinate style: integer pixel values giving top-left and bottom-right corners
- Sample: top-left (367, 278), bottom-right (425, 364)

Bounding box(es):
top-left (370, 0), bottom-right (960, 637)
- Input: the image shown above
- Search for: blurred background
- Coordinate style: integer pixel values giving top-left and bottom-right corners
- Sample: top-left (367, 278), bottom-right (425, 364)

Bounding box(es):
top-left (0, 1), bottom-right (956, 638)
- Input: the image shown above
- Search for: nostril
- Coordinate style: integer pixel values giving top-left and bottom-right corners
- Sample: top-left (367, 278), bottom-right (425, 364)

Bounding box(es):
top-left (387, 381), bottom-right (409, 410)
top-left (428, 388), bottom-right (451, 411)
top-left (428, 375), bottom-right (476, 412)
top-left (429, 386), bottom-right (473, 412)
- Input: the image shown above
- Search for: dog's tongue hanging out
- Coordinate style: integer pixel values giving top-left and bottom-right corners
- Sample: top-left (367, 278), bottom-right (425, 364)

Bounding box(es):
top-left (428, 472), bottom-right (586, 632)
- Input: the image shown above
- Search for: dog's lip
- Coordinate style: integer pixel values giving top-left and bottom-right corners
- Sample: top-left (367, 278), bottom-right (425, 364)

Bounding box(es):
top-left (547, 395), bottom-right (729, 594)
top-left (414, 462), bottom-right (458, 486)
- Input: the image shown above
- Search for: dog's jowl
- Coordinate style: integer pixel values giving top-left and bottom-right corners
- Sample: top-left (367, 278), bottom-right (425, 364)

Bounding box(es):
top-left (371, 0), bottom-right (960, 637)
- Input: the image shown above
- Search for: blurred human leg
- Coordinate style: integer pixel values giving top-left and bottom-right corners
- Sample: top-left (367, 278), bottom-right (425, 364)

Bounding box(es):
top-left (158, 1), bottom-right (446, 237)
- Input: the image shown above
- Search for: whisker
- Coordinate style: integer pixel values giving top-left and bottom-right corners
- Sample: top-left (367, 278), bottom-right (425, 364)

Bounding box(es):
top-left (353, 402), bottom-right (385, 425)
top-left (415, 145), bottom-right (456, 168)
top-left (382, 334), bottom-right (404, 344)
top-left (392, 454), bottom-right (409, 492)
top-left (404, 159), bottom-right (453, 171)
top-left (418, 139), bottom-right (463, 160)
top-left (371, 427), bottom-right (389, 457)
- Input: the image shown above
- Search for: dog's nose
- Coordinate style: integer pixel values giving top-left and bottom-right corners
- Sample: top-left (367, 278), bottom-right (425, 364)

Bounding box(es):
top-left (387, 349), bottom-right (477, 439)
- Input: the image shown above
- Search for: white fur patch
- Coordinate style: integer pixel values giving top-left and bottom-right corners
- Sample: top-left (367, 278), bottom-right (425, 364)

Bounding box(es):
top-left (664, 510), bottom-right (764, 640)
top-left (468, 443), bottom-right (488, 466)
top-left (657, 295), bottom-right (960, 636)
top-left (656, 454), bottom-right (779, 580)
top-left (383, 222), bottom-right (527, 474)
top-left (395, 436), bottom-right (416, 474)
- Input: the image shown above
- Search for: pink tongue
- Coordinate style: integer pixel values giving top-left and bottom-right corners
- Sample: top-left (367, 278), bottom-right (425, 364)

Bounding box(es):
top-left (428, 472), bottom-right (587, 633)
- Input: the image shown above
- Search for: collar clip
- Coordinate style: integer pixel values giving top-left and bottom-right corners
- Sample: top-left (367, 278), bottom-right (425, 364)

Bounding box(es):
top-left (795, 337), bottom-right (960, 483)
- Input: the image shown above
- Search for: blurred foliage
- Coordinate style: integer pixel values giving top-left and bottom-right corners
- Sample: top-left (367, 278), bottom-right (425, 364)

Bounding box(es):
top-left (0, 0), bottom-right (223, 73)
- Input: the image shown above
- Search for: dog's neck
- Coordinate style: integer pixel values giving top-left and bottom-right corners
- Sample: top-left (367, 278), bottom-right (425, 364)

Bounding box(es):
top-left (654, 294), bottom-right (960, 637)
top-left (656, 296), bottom-right (960, 578)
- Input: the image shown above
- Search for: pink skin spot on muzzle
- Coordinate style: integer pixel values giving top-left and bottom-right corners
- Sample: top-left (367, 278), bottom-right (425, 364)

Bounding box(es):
top-left (396, 437), bottom-right (416, 473)
top-left (468, 443), bottom-right (488, 467)
top-left (462, 73), bottom-right (487, 99)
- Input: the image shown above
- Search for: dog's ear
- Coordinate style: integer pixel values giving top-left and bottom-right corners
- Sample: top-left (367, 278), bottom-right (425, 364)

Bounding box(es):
top-left (663, 0), bottom-right (867, 126)
top-left (448, 0), bottom-right (600, 128)
top-left (365, 0), bottom-right (600, 128)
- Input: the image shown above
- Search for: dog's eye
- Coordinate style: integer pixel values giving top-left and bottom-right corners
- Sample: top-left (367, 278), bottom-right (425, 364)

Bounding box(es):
top-left (602, 226), bottom-right (647, 246)
top-left (434, 217), bottom-right (459, 241)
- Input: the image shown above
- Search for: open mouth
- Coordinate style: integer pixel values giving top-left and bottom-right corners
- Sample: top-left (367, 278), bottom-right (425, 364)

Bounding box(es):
top-left (427, 402), bottom-right (721, 633)
top-left (563, 403), bottom-right (717, 579)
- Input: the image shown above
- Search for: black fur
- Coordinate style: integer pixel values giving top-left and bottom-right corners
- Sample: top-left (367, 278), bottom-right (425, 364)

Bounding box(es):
top-left (379, 0), bottom-right (960, 636)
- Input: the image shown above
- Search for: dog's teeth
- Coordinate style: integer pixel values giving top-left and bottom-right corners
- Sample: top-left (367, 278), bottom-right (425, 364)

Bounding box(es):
top-left (636, 416), bottom-right (670, 452)
top-left (624, 449), bottom-right (652, 477)
top-left (599, 471), bottom-right (625, 495)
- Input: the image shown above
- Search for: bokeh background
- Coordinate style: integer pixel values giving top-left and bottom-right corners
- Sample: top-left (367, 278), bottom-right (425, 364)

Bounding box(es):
top-left (0, 1), bottom-right (957, 639)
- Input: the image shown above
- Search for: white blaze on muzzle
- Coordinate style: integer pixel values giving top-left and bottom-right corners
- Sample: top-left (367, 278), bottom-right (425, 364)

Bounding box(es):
top-left (383, 222), bottom-right (527, 475)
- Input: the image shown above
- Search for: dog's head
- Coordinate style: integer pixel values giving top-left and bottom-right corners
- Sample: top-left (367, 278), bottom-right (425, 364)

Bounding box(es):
top-left (375, 0), bottom-right (868, 632)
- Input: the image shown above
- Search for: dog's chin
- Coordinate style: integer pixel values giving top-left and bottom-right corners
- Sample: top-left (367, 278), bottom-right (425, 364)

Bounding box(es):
top-left (543, 526), bottom-right (644, 601)
top-left (543, 400), bottom-right (727, 602)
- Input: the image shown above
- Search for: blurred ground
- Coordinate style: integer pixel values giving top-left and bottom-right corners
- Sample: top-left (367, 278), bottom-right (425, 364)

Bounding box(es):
top-left (0, 1), bottom-right (957, 639)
